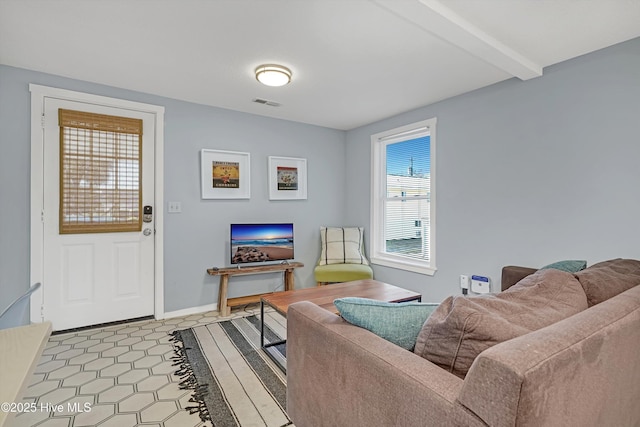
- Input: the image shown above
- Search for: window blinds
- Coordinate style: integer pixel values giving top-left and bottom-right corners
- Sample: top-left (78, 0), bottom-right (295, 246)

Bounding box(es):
top-left (58, 109), bottom-right (143, 234)
top-left (384, 135), bottom-right (431, 261)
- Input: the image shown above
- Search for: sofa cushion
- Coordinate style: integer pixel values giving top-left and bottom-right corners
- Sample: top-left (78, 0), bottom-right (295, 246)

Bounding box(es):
top-left (539, 259), bottom-right (587, 273)
top-left (574, 258), bottom-right (640, 306)
top-left (318, 227), bottom-right (369, 265)
top-left (413, 269), bottom-right (588, 378)
top-left (334, 297), bottom-right (438, 350)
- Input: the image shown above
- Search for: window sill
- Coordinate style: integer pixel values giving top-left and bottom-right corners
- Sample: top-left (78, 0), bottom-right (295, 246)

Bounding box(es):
top-left (371, 255), bottom-right (436, 276)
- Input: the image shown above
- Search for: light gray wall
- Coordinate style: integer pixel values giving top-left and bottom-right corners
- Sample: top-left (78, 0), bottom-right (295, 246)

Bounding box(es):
top-left (346, 37), bottom-right (640, 303)
top-left (3, 37), bottom-right (639, 319)
top-left (0, 65), bottom-right (346, 315)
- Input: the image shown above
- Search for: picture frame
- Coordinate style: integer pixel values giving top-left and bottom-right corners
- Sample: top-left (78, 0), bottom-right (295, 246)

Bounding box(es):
top-left (268, 156), bottom-right (308, 200)
top-left (201, 149), bottom-right (251, 199)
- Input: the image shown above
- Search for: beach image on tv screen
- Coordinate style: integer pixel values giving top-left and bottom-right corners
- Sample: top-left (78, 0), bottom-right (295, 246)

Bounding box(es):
top-left (231, 223), bottom-right (294, 264)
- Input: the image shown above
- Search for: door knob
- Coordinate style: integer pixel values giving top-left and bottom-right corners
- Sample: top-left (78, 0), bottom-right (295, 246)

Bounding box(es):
top-left (143, 228), bottom-right (152, 236)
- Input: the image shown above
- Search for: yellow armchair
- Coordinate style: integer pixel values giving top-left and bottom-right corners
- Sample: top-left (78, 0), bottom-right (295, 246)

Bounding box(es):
top-left (314, 226), bottom-right (373, 286)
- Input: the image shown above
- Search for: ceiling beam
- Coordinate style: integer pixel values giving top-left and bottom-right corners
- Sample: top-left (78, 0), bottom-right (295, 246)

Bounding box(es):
top-left (373, 0), bottom-right (543, 80)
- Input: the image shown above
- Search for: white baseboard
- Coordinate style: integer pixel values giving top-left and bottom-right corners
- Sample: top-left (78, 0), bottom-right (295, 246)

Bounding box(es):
top-left (163, 303), bottom-right (218, 319)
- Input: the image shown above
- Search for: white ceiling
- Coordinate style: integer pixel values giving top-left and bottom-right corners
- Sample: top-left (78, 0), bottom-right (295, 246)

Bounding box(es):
top-left (1, 0), bottom-right (639, 130)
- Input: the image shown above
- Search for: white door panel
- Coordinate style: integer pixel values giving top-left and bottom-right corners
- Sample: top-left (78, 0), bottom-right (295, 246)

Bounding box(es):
top-left (42, 98), bottom-right (155, 331)
top-left (62, 243), bottom-right (94, 304)
top-left (114, 241), bottom-right (142, 297)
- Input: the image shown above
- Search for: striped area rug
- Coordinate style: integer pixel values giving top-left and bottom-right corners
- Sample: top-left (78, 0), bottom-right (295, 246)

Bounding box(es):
top-left (171, 311), bottom-right (292, 427)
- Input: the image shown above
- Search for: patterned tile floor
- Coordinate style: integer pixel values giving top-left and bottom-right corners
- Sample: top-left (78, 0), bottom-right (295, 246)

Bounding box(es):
top-left (8, 305), bottom-right (263, 427)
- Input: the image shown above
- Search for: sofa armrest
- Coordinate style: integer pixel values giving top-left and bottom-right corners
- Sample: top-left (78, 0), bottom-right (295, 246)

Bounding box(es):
top-left (501, 265), bottom-right (537, 291)
top-left (286, 301), bottom-right (468, 427)
top-left (460, 285), bottom-right (640, 426)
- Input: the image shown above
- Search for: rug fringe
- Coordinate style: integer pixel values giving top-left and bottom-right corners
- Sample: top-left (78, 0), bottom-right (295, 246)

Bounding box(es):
top-left (170, 330), bottom-right (213, 425)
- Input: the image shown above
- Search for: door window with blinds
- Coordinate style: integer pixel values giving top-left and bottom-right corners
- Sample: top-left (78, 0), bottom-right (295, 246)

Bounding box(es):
top-left (370, 118), bottom-right (436, 275)
top-left (58, 109), bottom-right (143, 234)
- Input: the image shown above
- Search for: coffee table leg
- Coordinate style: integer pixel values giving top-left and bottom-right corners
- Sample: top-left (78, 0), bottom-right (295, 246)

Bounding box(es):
top-left (260, 299), bottom-right (265, 350)
top-left (260, 299), bottom-right (287, 373)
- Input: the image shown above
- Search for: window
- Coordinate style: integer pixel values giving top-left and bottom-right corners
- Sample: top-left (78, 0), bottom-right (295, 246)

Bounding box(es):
top-left (370, 118), bottom-right (436, 275)
top-left (59, 109), bottom-right (143, 234)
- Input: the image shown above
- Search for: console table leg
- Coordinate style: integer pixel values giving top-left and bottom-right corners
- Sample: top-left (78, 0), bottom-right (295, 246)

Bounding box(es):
top-left (207, 263), bottom-right (303, 315)
top-left (284, 269), bottom-right (294, 291)
top-left (218, 274), bottom-right (230, 316)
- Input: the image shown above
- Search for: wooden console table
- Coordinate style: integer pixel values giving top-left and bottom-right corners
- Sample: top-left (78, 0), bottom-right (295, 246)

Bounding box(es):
top-left (207, 262), bottom-right (304, 316)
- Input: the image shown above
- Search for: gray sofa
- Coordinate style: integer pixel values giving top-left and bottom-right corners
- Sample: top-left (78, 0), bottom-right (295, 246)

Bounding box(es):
top-left (286, 259), bottom-right (640, 426)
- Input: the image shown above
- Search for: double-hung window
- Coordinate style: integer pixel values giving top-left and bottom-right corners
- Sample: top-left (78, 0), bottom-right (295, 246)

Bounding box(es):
top-left (370, 118), bottom-right (436, 275)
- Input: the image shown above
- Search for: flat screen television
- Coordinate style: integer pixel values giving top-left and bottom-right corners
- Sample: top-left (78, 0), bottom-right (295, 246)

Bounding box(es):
top-left (230, 223), bottom-right (294, 265)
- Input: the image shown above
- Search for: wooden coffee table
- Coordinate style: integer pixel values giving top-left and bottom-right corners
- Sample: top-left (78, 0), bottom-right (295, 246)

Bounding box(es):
top-left (260, 279), bottom-right (422, 371)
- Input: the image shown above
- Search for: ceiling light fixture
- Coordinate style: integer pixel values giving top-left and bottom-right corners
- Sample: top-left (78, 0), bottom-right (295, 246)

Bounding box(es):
top-left (255, 64), bottom-right (292, 87)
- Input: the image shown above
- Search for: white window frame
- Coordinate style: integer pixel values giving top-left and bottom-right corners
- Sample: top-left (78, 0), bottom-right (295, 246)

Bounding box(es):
top-left (370, 118), bottom-right (437, 275)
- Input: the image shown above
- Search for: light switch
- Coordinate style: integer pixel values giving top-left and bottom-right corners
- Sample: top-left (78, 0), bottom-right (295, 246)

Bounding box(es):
top-left (168, 201), bottom-right (182, 213)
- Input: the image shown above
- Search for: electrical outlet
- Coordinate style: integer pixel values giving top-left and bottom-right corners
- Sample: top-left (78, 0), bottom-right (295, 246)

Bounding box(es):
top-left (459, 275), bottom-right (469, 289)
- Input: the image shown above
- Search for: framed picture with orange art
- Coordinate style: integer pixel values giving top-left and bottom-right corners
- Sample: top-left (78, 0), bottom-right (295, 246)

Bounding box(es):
top-left (201, 149), bottom-right (251, 199)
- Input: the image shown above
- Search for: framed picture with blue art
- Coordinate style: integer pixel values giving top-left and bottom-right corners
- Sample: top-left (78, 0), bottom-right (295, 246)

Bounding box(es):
top-left (268, 156), bottom-right (307, 200)
top-left (201, 149), bottom-right (251, 199)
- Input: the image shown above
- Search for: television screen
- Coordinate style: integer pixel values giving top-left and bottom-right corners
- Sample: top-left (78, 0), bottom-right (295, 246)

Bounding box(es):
top-left (230, 223), bottom-right (294, 264)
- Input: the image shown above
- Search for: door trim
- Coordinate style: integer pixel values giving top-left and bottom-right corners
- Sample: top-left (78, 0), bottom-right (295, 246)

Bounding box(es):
top-left (29, 84), bottom-right (166, 322)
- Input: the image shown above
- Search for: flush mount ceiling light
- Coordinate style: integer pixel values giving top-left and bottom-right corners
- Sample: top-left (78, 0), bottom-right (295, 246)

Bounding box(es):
top-left (255, 64), bottom-right (292, 87)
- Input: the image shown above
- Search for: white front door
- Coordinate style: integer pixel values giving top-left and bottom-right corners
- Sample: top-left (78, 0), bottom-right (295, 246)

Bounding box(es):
top-left (40, 97), bottom-right (156, 331)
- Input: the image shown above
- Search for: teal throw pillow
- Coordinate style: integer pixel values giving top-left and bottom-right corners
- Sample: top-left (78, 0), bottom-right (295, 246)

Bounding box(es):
top-left (539, 260), bottom-right (587, 273)
top-left (334, 297), bottom-right (439, 351)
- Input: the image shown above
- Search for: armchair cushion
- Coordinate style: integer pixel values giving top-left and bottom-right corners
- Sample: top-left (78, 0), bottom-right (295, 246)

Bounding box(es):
top-left (314, 263), bottom-right (373, 283)
top-left (318, 226), bottom-right (369, 265)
